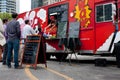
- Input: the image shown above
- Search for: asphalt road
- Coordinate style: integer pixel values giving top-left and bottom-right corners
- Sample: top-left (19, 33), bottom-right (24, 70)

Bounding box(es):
top-left (0, 55), bottom-right (119, 80)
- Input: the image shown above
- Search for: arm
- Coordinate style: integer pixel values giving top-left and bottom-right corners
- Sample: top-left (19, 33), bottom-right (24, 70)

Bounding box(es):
top-left (44, 24), bottom-right (51, 32)
top-left (49, 24), bottom-right (56, 33)
top-left (16, 21), bottom-right (21, 39)
top-left (30, 26), bottom-right (36, 35)
top-left (49, 20), bottom-right (57, 32)
top-left (0, 19), bottom-right (4, 33)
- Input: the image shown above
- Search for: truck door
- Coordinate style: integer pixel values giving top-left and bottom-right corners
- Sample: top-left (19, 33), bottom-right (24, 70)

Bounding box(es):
top-left (95, 2), bottom-right (115, 53)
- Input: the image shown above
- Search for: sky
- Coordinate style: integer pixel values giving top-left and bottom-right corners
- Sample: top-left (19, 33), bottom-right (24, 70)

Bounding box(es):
top-left (19, 0), bottom-right (31, 13)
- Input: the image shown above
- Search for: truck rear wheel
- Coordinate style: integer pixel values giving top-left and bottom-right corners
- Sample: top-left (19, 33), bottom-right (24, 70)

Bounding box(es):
top-left (55, 54), bottom-right (68, 61)
top-left (114, 43), bottom-right (120, 68)
top-left (116, 52), bottom-right (120, 68)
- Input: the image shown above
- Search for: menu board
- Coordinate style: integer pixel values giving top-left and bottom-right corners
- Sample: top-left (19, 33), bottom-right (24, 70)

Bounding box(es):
top-left (68, 22), bottom-right (80, 38)
top-left (21, 35), bottom-right (43, 69)
top-left (22, 42), bottom-right (39, 64)
top-left (57, 21), bottom-right (67, 38)
top-left (48, 3), bottom-right (68, 22)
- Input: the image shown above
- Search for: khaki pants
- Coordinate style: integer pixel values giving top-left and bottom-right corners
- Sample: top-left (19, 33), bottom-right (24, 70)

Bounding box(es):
top-left (19, 44), bottom-right (24, 61)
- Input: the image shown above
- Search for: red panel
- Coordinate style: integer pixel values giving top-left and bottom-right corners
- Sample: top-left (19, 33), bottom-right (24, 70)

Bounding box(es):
top-left (95, 22), bottom-right (114, 49)
top-left (69, 0), bottom-right (96, 51)
top-left (80, 29), bottom-right (95, 50)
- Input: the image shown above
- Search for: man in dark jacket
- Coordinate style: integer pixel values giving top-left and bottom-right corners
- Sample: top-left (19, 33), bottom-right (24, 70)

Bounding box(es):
top-left (6, 13), bottom-right (21, 69)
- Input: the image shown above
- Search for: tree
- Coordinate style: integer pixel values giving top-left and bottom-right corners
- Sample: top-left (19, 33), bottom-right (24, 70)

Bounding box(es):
top-left (0, 12), bottom-right (12, 20)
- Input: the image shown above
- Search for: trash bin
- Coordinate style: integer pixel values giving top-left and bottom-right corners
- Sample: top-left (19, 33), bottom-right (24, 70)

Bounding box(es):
top-left (114, 43), bottom-right (120, 68)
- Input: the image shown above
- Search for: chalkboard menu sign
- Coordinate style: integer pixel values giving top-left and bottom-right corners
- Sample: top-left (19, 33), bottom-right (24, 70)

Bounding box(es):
top-left (48, 3), bottom-right (68, 22)
top-left (22, 42), bottom-right (39, 64)
top-left (21, 35), bottom-right (46, 69)
top-left (48, 3), bottom-right (68, 14)
top-left (57, 21), bottom-right (67, 38)
top-left (68, 22), bottom-right (80, 38)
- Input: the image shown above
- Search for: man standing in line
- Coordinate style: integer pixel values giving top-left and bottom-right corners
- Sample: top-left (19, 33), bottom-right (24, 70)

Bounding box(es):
top-left (20, 19), bottom-right (36, 63)
top-left (22, 19), bottom-right (36, 39)
top-left (6, 13), bottom-right (21, 69)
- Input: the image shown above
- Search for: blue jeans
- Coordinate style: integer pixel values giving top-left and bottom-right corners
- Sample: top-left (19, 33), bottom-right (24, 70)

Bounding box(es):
top-left (7, 39), bottom-right (20, 68)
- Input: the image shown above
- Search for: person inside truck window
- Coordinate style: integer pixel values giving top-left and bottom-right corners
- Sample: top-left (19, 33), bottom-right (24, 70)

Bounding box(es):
top-left (38, 23), bottom-right (48, 38)
top-left (44, 15), bottom-right (57, 38)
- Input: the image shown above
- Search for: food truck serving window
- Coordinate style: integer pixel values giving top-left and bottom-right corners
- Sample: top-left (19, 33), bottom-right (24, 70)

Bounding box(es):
top-left (96, 3), bottom-right (112, 22)
top-left (48, 3), bottom-right (68, 38)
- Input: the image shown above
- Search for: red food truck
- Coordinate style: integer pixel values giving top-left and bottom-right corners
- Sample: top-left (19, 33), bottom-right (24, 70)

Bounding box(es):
top-left (17, 0), bottom-right (120, 62)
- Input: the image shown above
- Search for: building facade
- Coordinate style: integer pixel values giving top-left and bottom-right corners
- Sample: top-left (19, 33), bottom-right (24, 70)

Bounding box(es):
top-left (16, 0), bottom-right (19, 13)
top-left (0, 0), bottom-right (16, 13)
top-left (43, 0), bottom-right (63, 5)
top-left (31, 0), bottom-right (64, 9)
top-left (31, 0), bottom-right (43, 9)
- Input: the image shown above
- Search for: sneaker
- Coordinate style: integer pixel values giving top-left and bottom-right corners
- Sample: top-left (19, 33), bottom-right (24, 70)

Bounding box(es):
top-left (14, 66), bottom-right (23, 69)
top-left (2, 62), bottom-right (6, 65)
top-left (8, 65), bottom-right (11, 68)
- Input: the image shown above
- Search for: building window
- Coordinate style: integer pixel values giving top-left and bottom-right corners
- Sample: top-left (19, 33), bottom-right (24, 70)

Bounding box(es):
top-left (96, 3), bottom-right (112, 22)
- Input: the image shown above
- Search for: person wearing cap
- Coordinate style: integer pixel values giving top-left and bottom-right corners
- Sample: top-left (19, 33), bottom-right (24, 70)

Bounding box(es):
top-left (44, 15), bottom-right (57, 38)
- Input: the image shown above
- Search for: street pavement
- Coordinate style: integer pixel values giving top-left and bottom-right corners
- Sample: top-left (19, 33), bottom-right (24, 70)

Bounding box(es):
top-left (0, 55), bottom-right (120, 80)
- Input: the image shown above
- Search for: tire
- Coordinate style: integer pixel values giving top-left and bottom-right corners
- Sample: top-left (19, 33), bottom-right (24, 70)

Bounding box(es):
top-left (114, 43), bottom-right (120, 68)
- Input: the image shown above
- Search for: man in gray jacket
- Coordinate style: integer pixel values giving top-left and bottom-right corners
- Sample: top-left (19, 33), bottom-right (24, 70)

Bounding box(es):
top-left (6, 13), bottom-right (21, 69)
